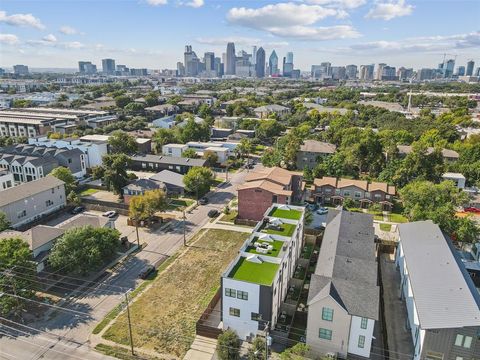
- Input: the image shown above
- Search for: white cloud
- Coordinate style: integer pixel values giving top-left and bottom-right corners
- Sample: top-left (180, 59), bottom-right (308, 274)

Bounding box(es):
top-left (337, 31), bottom-right (480, 54)
top-left (366, 0), bottom-right (413, 20)
top-left (182, 0), bottom-right (204, 8)
top-left (226, 2), bottom-right (358, 40)
top-left (0, 10), bottom-right (45, 29)
top-left (0, 33), bottom-right (19, 45)
top-left (59, 26), bottom-right (78, 35)
top-left (196, 36), bottom-right (261, 46)
top-left (42, 34), bottom-right (57, 43)
top-left (304, 0), bottom-right (366, 9)
top-left (146, 0), bottom-right (168, 5)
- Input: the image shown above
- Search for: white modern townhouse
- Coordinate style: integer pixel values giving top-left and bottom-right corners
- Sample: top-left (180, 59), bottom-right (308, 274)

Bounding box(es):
top-left (221, 204), bottom-right (305, 340)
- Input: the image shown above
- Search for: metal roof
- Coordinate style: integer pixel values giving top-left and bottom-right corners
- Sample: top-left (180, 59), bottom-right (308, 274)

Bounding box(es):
top-left (398, 220), bottom-right (480, 329)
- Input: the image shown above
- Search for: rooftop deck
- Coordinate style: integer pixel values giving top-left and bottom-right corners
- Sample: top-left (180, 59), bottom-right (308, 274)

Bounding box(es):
top-left (245, 236), bottom-right (284, 258)
top-left (268, 206), bottom-right (303, 220)
top-left (228, 257), bottom-right (280, 286)
top-left (260, 221), bottom-right (296, 237)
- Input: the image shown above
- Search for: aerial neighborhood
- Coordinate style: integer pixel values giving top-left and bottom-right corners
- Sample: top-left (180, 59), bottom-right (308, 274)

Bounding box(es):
top-left (1, 11), bottom-right (480, 359)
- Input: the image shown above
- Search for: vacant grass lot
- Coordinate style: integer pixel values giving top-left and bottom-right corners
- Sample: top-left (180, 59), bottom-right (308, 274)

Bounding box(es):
top-left (103, 229), bottom-right (249, 358)
top-left (166, 198), bottom-right (194, 211)
top-left (79, 188), bottom-right (99, 196)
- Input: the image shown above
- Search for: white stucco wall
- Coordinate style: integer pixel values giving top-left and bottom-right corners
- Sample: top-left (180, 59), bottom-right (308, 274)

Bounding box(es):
top-left (347, 316), bottom-right (375, 357)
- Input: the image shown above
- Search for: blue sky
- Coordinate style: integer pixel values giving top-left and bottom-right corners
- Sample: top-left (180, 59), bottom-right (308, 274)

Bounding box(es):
top-left (0, 0), bottom-right (479, 70)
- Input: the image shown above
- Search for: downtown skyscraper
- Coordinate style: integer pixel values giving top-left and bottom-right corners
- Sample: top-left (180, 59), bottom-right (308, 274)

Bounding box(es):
top-left (225, 42), bottom-right (236, 75)
top-left (255, 47), bottom-right (265, 78)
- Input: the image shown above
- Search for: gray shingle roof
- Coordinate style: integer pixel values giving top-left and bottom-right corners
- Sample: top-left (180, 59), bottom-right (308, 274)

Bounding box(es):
top-left (308, 210), bottom-right (379, 320)
top-left (149, 170), bottom-right (184, 188)
top-left (398, 220), bottom-right (480, 329)
top-left (0, 176), bottom-right (65, 208)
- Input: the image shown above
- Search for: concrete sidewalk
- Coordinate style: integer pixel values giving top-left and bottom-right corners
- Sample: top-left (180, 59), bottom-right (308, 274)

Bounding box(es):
top-left (183, 336), bottom-right (218, 360)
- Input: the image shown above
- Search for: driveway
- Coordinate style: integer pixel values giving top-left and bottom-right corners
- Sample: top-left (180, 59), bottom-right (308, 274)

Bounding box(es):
top-left (0, 166), bottom-right (252, 359)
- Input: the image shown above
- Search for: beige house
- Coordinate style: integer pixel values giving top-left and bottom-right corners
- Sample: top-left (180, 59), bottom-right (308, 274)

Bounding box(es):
top-left (306, 210), bottom-right (379, 358)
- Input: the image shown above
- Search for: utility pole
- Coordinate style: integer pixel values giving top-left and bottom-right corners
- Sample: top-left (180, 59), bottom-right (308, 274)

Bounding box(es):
top-left (264, 321), bottom-right (270, 360)
top-left (183, 210), bottom-right (187, 246)
top-left (135, 221), bottom-right (140, 249)
top-left (125, 290), bottom-right (135, 356)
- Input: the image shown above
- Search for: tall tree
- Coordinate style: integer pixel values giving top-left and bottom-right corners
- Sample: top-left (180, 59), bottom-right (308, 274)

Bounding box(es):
top-left (108, 130), bottom-right (138, 155)
top-left (183, 167), bottom-right (214, 200)
top-left (0, 238), bottom-right (36, 317)
top-left (203, 150), bottom-right (219, 166)
top-left (152, 128), bottom-right (177, 153)
top-left (50, 167), bottom-right (77, 194)
top-left (102, 154), bottom-right (131, 195)
top-left (129, 190), bottom-right (167, 221)
top-left (49, 226), bottom-right (120, 275)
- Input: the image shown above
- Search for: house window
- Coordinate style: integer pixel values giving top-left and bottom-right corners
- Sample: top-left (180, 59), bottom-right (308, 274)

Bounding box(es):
top-left (374, 193), bottom-right (381, 200)
top-left (354, 191), bottom-right (362, 199)
top-left (455, 334), bottom-right (471, 348)
top-left (229, 308), bottom-right (240, 317)
top-left (343, 190), bottom-right (351, 197)
top-left (325, 188), bottom-right (332, 194)
top-left (45, 200), bottom-right (53, 207)
top-left (358, 335), bottom-right (365, 348)
top-left (319, 328), bottom-right (332, 340)
top-left (360, 317), bottom-right (368, 329)
top-left (17, 210), bottom-right (26, 219)
top-left (251, 313), bottom-right (262, 321)
top-left (335, 189), bottom-right (340, 195)
top-left (68, 158), bottom-right (72, 164)
top-left (225, 288), bottom-right (236, 298)
top-left (51, 188), bottom-right (55, 194)
top-left (321, 307), bottom-right (334, 321)
top-left (272, 195), bottom-right (278, 203)
top-left (237, 290), bottom-right (248, 300)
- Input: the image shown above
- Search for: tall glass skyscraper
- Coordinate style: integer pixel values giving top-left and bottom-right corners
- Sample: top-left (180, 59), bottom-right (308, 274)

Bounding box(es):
top-left (269, 50), bottom-right (278, 76)
top-left (255, 47), bottom-right (265, 78)
top-left (225, 42), bottom-right (236, 75)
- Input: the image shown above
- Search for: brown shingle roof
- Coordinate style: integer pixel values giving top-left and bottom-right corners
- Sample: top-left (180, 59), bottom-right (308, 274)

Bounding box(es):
top-left (300, 140), bottom-right (336, 154)
top-left (238, 179), bottom-right (292, 196)
top-left (245, 167), bottom-right (294, 186)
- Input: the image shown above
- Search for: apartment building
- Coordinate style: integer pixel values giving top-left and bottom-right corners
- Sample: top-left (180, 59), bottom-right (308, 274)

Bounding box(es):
top-left (238, 167), bottom-right (304, 221)
top-left (296, 140), bottom-right (336, 170)
top-left (310, 177), bottom-right (396, 211)
top-left (222, 204), bottom-right (305, 339)
top-left (306, 210), bottom-right (378, 358)
top-left (129, 154), bottom-right (207, 174)
top-left (396, 221), bottom-right (480, 360)
top-left (28, 136), bottom-right (107, 168)
top-left (162, 141), bottom-right (238, 163)
top-left (0, 176), bottom-right (66, 228)
top-left (0, 108), bottom-right (117, 138)
top-left (0, 143), bottom-right (87, 181)
top-left (397, 145), bottom-right (459, 162)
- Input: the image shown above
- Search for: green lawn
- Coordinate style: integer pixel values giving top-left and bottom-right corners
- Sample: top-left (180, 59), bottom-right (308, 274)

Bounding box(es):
top-left (387, 213), bottom-right (409, 223)
top-left (245, 238), bottom-right (284, 258)
top-left (166, 198), bottom-right (194, 211)
top-left (380, 223), bottom-right (392, 231)
top-left (102, 229), bottom-right (249, 358)
top-left (269, 207), bottom-right (302, 220)
top-left (262, 223), bottom-right (296, 237)
top-left (79, 188), bottom-right (99, 196)
top-left (228, 257), bottom-right (279, 285)
top-left (221, 210), bottom-right (238, 223)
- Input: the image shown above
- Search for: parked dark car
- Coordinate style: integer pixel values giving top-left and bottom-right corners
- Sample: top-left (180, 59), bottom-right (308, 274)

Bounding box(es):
top-left (71, 206), bottom-right (85, 214)
top-left (199, 197), bottom-right (208, 205)
top-left (138, 265), bottom-right (155, 279)
top-left (208, 209), bottom-right (220, 218)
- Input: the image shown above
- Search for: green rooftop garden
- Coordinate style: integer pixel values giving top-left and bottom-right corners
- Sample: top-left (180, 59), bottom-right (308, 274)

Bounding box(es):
top-left (269, 207), bottom-right (302, 220)
top-left (228, 257), bottom-right (280, 286)
top-left (245, 237), bottom-right (284, 258)
top-left (261, 222), bottom-right (297, 237)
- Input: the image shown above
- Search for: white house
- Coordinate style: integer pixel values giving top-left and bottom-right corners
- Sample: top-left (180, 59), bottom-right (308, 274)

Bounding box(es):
top-left (162, 144), bottom-right (188, 158)
top-left (442, 172), bottom-right (466, 189)
top-left (222, 204), bottom-right (305, 340)
top-left (0, 170), bottom-right (14, 192)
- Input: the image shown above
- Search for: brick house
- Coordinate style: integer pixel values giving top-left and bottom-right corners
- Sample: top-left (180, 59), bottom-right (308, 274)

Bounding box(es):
top-left (310, 177), bottom-right (396, 211)
top-left (237, 167), bottom-right (304, 221)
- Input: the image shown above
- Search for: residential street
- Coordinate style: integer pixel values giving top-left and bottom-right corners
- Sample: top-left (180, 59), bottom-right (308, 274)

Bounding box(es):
top-left (0, 167), bottom-right (252, 360)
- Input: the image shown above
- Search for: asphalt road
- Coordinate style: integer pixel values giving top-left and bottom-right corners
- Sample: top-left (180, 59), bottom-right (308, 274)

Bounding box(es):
top-left (0, 166), bottom-right (252, 360)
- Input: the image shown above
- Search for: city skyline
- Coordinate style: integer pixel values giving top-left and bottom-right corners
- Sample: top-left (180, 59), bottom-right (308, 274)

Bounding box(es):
top-left (0, 0), bottom-right (479, 70)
